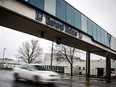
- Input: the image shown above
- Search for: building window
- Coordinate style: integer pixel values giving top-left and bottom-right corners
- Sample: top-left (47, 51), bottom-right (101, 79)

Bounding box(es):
top-left (79, 67), bottom-right (81, 70)
top-left (83, 67), bottom-right (85, 70)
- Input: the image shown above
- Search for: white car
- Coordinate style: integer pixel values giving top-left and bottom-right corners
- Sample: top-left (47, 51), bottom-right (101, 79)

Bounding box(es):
top-left (13, 64), bottom-right (61, 83)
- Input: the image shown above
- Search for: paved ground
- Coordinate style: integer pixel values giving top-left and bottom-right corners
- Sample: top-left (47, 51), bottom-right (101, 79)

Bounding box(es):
top-left (0, 70), bottom-right (116, 87)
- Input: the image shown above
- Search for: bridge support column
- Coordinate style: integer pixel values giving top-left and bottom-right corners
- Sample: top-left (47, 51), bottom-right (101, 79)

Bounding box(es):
top-left (106, 52), bottom-right (111, 83)
top-left (86, 51), bottom-right (90, 80)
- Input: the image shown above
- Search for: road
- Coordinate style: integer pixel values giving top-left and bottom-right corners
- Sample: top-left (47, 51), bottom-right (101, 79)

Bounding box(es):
top-left (0, 71), bottom-right (76, 87)
top-left (1, 71), bottom-right (116, 87)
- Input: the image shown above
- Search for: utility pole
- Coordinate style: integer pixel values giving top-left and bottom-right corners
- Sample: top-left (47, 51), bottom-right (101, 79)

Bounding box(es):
top-left (51, 42), bottom-right (53, 70)
top-left (2, 48), bottom-right (6, 68)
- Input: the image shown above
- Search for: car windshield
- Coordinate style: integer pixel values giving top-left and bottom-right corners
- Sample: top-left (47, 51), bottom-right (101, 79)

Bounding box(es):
top-left (19, 64), bottom-right (36, 71)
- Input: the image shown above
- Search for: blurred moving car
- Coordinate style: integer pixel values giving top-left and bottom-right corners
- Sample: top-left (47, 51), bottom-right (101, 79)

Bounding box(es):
top-left (111, 72), bottom-right (116, 77)
top-left (13, 64), bottom-right (61, 83)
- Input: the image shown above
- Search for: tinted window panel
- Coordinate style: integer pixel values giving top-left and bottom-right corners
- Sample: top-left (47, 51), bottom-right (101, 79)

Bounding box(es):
top-left (104, 31), bottom-right (107, 46)
top-left (56, 0), bottom-right (66, 21)
top-left (66, 3), bottom-right (75, 26)
top-left (101, 29), bottom-right (105, 44)
top-left (28, 0), bottom-right (44, 10)
top-left (111, 37), bottom-right (116, 50)
top-left (104, 32), bottom-right (110, 47)
top-left (44, 0), bottom-right (56, 16)
top-left (74, 9), bottom-right (81, 30)
top-left (96, 26), bottom-right (101, 42)
top-left (87, 19), bottom-right (93, 36)
top-left (92, 23), bottom-right (97, 40)
top-left (81, 15), bottom-right (87, 33)
top-left (108, 34), bottom-right (111, 47)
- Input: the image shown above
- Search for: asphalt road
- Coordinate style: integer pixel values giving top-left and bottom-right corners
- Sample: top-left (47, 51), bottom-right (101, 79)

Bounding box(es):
top-left (0, 71), bottom-right (73, 87)
top-left (1, 71), bottom-right (116, 87)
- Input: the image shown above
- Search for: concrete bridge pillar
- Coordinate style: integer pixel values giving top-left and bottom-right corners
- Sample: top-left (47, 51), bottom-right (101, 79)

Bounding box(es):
top-left (86, 51), bottom-right (90, 80)
top-left (106, 52), bottom-right (111, 83)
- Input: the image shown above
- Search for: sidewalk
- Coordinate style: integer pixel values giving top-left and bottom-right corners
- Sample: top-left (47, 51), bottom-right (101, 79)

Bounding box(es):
top-left (61, 74), bottom-right (116, 83)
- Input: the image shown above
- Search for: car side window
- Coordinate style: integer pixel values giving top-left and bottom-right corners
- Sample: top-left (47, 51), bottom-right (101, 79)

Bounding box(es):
top-left (20, 65), bottom-right (29, 70)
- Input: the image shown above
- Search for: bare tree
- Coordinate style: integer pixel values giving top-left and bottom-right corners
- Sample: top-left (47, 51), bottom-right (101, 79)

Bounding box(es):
top-left (16, 39), bottom-right (43, 63)
top-left (53, 44), bottom-right (80, 78)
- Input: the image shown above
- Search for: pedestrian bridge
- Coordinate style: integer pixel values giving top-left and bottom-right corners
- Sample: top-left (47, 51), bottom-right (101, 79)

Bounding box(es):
top-left (0, 0), bottom-right (116, 82)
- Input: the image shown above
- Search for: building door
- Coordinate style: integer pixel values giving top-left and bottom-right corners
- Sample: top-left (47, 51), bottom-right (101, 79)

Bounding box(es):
top-left (97, 68), bottom-right (104, 77)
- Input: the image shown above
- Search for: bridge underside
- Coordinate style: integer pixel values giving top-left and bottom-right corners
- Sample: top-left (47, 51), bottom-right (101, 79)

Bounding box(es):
top-left (0, 6), bottom-right (116, 59)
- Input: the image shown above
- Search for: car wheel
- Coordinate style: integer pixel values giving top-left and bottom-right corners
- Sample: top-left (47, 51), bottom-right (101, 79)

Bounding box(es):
top-left (33, 75), bottom-right (39, 83)
top-left (14, 73), bottom-right (19, 81)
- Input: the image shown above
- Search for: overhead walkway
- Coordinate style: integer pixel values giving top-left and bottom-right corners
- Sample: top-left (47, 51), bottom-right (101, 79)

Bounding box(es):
top-left (0, 0), bottom-right (116, 82)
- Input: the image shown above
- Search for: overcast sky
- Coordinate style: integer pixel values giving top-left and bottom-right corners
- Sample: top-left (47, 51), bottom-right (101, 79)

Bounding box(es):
top-left (0, 0), bottom-right (116, 60)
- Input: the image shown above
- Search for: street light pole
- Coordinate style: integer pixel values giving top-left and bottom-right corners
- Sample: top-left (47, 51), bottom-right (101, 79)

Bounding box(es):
top-left (2, 48), bottom-right (6, 68)
top-left (51, 42), bottom-right (53, 70)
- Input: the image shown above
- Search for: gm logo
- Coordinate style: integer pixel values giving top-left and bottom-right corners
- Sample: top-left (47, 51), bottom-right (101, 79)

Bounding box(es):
top-left (37, 11), bottom-right (43, 21)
